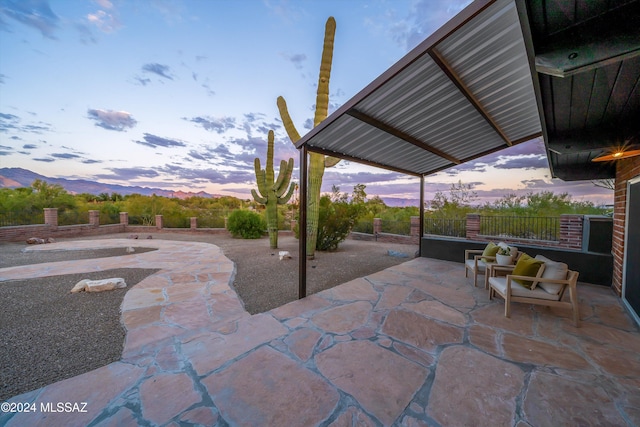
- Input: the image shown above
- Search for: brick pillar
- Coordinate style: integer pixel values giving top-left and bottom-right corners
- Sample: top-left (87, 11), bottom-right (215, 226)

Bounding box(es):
top-left (89, 210), bottom-right (100, 227)
top-left (466, 214), bottom-right (480, 240)
top-left (410, 216), bottom-right (420, 237)
top-left (190, 217), bottom-right (197, 229)
top-left (44, 208), bottom-right (58, 230)
top-left (290, 219), bottom-right (297, 231)
top-left (120, 212), bottom-right (129, 226)
top-left (155, 215), bottom-right (163, 230)
top-left (373, 218), bottom-right (382, 235)
top-left (559, 215), bottom-right (583, 250)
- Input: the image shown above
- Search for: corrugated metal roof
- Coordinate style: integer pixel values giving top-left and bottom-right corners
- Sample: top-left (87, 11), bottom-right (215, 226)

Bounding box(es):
top-left (296, 0), bottom-right (542, 177)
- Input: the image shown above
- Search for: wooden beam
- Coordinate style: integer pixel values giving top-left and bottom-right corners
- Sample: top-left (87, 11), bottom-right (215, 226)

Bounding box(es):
top-left (346, 109), bottom-right (461, 165)
top-left (429, 48), bottom-right (512, 146)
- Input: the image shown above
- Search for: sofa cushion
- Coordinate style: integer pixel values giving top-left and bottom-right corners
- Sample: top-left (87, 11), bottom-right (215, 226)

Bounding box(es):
top-left (535, 255), bottom-right (569, 295)
top-left (482, 242), bottom-right (499, 261)
top-left (489, 277), bottom-right (561, 301)
top-left (465, 258), bottom-right (488, 273)
top-left (512, 253), bottom-right (545, 289)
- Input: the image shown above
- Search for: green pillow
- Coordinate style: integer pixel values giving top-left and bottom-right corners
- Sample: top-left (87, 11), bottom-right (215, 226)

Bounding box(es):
top-left (512, 253), bottom-right (544, 289)
top-left (481, 242), bottom-right (499, 261)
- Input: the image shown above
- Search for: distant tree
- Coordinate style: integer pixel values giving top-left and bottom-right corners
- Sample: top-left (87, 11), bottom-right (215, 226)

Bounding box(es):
top-left (351, 183), bottom-right (367, 205)
top-left (591, 179), bottom-right (615, 191)
top-left (30, 179), bottom-right (76, 211)
top-left (428, 181), bottom-right (477, 218)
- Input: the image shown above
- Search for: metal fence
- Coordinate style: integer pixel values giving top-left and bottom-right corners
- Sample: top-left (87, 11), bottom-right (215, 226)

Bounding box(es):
top-left (58, 210), bottom-right (89, 226)
top-left (128, 215), bottom-right (155, 226)
top-left (424, 218), bottom-right (467, 237)
top-left (353, 219), bottom-right (373, 234)
top-left (0, 210), bottom-right (45, 226)
top-left (380, 220), bottom-right (411, 236)
top-left (480, 216), bottom-right (560, 241)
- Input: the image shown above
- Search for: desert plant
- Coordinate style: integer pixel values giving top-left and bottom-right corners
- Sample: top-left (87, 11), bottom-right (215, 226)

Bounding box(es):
top-left (316, 194), bottom-right (360, 251)
top-left (251, 130), bottom-right (295, 248)
top-left (277, 16), bottom-right (340, 259)
top-left (226, 209), bottom-right (265, 239)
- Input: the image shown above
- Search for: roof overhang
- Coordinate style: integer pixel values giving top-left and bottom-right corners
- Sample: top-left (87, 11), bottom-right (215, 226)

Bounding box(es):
top-left (296, 0), bottom-right (543, 177)
top-left (525, 0), bottom-right (640, 181)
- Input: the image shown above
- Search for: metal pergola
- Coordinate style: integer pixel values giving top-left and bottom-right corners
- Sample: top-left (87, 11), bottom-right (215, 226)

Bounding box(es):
top-left (296, 0), bottom-right (640, 297)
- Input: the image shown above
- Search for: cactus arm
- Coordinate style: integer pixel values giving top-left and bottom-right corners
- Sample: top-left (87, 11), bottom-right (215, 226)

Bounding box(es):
top-left (254, 158), bottom-right (268, 197)
top-left (265, 130), bottom-right (275, 185)
top-left (325, 156), bottom-right (341, 168)
top-left (277, 96), bottom-right (302, 144)
top-left (251, 189), bottom-right (268, 205)
top-left (274, 159), bottom-right (288, 191)
top-left (275, 159), bottom-right (294, 197)
top-left (314, 17), bottom-right (335, 127)
top-left (278, 182), bottom-right (295, 205)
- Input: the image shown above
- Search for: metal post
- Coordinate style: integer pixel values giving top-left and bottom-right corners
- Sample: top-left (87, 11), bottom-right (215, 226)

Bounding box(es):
top-left (419, 175), bottom-right (424, 255)
top-left (299, 145), bottom-right (308, 299)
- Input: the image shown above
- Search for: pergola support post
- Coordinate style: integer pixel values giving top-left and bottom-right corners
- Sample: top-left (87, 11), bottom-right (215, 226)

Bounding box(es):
top-left (420, 175), bottom-right (424, 244)
top-left (299, 145), bottom-right (308, 299)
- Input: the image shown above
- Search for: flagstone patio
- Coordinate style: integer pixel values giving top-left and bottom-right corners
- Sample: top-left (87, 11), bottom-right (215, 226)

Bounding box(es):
top-left (1, 239), bottom-right (639, 426)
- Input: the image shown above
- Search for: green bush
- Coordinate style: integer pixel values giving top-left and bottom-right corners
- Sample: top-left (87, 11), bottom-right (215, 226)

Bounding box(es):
top-left (227, 209), bottom-right (265, 239)
top-left (316, 196), bottom-right (359, 251)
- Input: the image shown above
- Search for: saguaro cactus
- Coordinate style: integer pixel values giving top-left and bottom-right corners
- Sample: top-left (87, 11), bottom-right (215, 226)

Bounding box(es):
top-left (277, 16), bottom-right (340, 259)
top-left (251, 130), bottom-right (295, 249)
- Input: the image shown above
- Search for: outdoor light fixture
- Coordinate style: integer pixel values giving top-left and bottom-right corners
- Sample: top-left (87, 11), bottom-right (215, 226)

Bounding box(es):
top-left (592, 147), bottom-right (640, 162)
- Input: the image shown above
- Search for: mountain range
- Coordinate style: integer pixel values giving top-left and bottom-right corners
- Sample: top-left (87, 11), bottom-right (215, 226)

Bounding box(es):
top-left (0, 168), bottom-right (221, 199)
top-left (0, 167), bottom-right (419, 206)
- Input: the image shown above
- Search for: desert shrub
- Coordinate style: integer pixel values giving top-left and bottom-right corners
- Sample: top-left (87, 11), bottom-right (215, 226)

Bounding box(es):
top-left (316, 196), bottom-right (359, 251)
top-left (227, 209), bottom-right (265, 239)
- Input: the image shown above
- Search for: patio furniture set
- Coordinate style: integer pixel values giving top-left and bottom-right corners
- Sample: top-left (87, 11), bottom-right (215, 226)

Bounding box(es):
top-left (465, 242), bottom-right (580, 326)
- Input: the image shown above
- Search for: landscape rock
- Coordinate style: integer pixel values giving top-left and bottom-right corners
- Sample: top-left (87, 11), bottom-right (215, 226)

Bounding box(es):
top-left (128, 234), bottom-right (138, 239)
top-left (279, 251), bottom-right (291, 260)
top-left (387, 250), bottom-right (409, 258)
top-left (26, 237), bottom-right (46, 244)
top-left (71, 278), bottom-right (127, 293)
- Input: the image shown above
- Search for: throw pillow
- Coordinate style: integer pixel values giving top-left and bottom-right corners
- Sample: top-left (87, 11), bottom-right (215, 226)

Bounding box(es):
top-left (512, 253), bottom-right (545, 289)
top-left (482, 242), bottom-right (499, 261)
top-left (535, 255), bottom-right (568, 295)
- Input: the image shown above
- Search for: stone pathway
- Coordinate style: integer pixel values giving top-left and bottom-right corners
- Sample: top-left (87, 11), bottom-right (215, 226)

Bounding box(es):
top-left (1, 239), bottom-right (639, 426)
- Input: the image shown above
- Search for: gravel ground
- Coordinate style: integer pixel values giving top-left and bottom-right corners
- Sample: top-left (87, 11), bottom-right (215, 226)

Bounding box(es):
top-left (0, 232), bottom-right (418, 400)
top-left (0, 267), bottom-right (158, 401)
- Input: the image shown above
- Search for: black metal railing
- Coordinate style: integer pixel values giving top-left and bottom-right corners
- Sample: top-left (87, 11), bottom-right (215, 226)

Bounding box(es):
top-left (353, 219), bottom-right (373, 234)
top-left (423, 218), bottom-right (467, 237)
top-left (480, 216), bottom-right (560, 241)
top-left (58, 210), bottom-right (89, 226)
top-left (380, 220), bottom-right (410, 236)
top-left (0, 210), bottom-right (45, 226)
top-left (128, 215), bottom-right (155, 226)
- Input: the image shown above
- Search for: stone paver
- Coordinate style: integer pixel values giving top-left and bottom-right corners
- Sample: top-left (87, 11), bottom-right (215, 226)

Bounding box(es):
top-left (202, 346), bottom-right (339, 426)
top-left (316, 340), bottom-right (429, 426)
top-left (427, 346), bottom-right (524, 426)
top-left (1, 238), bottom-right (639, 426)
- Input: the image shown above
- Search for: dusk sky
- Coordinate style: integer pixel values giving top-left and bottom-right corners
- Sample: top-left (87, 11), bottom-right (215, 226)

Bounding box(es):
top-left (0, 0), bottom-right (614, 206)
